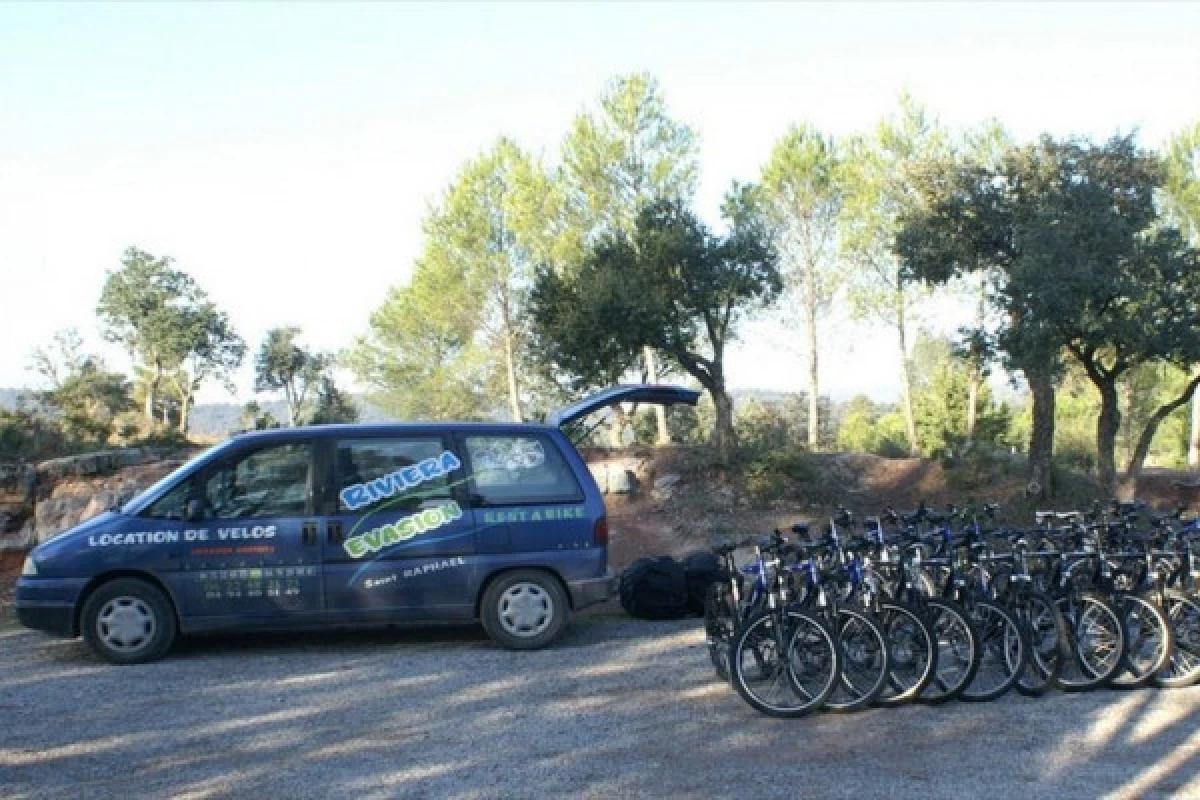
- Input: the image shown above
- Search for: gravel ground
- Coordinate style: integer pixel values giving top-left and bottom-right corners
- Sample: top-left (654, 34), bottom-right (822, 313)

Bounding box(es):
top-left (2, 616), bottom-right (1199, 799)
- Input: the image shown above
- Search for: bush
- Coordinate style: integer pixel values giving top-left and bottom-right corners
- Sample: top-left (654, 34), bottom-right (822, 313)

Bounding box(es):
top-left (743, 448), bottom-right (818, 506)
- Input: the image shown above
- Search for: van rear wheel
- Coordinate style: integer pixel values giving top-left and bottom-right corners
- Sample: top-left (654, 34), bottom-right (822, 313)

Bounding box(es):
top-left (81, 578), bottom-right (177, 665)
top-left (480, 570), bottom-right (568, 650)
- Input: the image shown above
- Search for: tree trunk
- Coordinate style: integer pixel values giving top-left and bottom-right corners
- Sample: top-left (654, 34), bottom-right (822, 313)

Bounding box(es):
top-left (710, 385), bottom-right (737, 463)
top-left (896, 300), bottom-right (919, 456)
top-left (1123, 372), bottom-right (1200, 494)
top-left (607, 407), bottom-right (628, 449)
top-left (643, 347), bottom-right (671, 445)
top-left (144, 365), bottom-right (160, 425)
top-left (503, 327), bottom-right (522, 423)
top-left (1096, 378), bottom-right (1120, 495)
top-left (179, 389), bottom-right (191, 435)
top-left (806, 288), bottom-right (820, 450)
top-left (285, 385), bottom-right (297, 427)
top-left (1190, 373), bottom-right (1200, 469)
top-left (1026, 368), bottom-right (1056, 499)
top-left (966, 280), bottom-right (985, 443)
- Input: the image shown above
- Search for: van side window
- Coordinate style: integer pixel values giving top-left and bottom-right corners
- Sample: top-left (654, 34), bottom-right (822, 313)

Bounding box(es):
top-left (142, 479), bottom-right (191, 520)
top-left (335, 438), bottom-right (456, 513)
top-left (464, 435), bottom-right (581, 506)
top-left (204, 443), bottom-right (311, 519)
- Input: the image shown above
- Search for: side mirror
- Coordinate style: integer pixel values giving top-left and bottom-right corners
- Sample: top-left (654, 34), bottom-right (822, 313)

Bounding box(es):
top-left (184, 498), bottom-right (207, 522)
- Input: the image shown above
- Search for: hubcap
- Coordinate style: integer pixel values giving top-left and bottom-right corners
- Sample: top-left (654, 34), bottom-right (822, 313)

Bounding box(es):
top-left (498, 582), bottom-right (553, 638)
top-left (97, 596), bottom-right (156, 654)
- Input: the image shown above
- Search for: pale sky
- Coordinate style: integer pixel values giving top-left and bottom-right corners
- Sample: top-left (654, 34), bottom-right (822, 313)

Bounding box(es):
top-left (1, 2), bottom-right (1198, 407)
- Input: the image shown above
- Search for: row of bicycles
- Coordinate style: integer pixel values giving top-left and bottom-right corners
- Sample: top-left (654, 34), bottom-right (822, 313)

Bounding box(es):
top-left (704, 500), bottom-right (1200, 717)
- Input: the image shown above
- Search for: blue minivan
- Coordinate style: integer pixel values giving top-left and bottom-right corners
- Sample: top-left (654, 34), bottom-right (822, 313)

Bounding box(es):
top-left (16, 385), bottom-right (698, 663)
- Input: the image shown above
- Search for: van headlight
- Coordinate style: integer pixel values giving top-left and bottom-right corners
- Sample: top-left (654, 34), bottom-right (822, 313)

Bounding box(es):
top-left (21, 556), bottom-right (38, 576)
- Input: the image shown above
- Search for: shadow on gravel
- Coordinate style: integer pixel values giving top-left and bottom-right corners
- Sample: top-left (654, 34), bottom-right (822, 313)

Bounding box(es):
top-left (1, 618), bottom-right (1198, 800)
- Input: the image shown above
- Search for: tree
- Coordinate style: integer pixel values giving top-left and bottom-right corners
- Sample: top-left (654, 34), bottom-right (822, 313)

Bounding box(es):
top-left (28, 329), bottom-right (131, 443)
top-left (347, 245), bottom-right (497, 422)
top-left (899, 134), bottom-right (1200, 494)
top-left (1162, 123), bottom-right (1200, 468)
top-left (533, 196), bottom-right (780, 460)
top-left (843, 96), bottom-right (949, 456)
top-left (97, 248), bottom-right (196, 425)
top-left (558, 72), bottom-right (699, 445)
top-left (757, 125), bottom-right (845, 449)
top-left (308, 375), bottom-right (359, 425)
top-left (254, 328), bottom-right (329, 427)
top-left (163, 304), bottom-right (244, 434)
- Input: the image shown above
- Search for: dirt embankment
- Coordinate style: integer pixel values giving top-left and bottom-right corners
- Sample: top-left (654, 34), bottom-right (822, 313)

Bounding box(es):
top-left (3, 445), bottom-right (1198, 623)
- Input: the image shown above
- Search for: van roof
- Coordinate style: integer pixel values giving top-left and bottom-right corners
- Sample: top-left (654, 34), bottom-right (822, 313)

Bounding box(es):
top-left (230, 421), bottom-right (559, 442)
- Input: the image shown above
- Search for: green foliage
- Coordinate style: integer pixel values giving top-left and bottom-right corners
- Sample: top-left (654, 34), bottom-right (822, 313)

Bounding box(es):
top-left (97, 248), bottom-right (242, 431)
top-left (909, 332), bottom-right (1012, 458)
top-left (559, 72), bottom-right (698, 240)
top-left (834, 395), bottom-right (911, 458)
top-left (1163, 123), bottom-right (1200, 243)
top-left (743, 449), bottom-right (819, 507)
top-left (531, 197), bottom-right (781, 458)
top-left (348, 140), bottom-right (561, 421)
top-left (899, 133), bottom-right (1200, 487)
top-left (27, 329), bottom-right (133, 446)
top-left (253, 328), bottom-right (330, 426)
top-left (308, 376), bottom-right (359, 425)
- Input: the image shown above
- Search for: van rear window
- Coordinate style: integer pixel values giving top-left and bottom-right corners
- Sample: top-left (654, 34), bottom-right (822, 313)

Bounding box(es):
top-left (464, 435), bottom-right (582, 507)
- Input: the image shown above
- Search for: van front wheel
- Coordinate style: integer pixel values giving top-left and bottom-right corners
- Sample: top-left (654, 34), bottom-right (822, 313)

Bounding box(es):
top-left (480, 570), bottom-right (568, 650)
top-left (81, 578), bottom-right (177, 665)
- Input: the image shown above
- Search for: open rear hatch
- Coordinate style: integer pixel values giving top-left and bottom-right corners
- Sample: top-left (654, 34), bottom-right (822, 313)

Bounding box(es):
top-left (547, 384), bottom-right (701, 427)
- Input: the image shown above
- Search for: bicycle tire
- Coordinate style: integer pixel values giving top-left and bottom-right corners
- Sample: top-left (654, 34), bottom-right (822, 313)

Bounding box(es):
top-left (730, 610), bottom-right (839, 718)
top-left (917, 598), bottom-right (981, 705)
top-left (1110, 592), bottom-right (1173, 689)
top-left (704, 582), bottom-right (737, 682)
top-left (1013, 589), bottom-right (1067, 697)
top-left (961, 600), bottom-right (1027, 702)
top-left (1055, 592), bottom-right (1126, 692)
top-left (874, 600), bottom-right (938, 707)
top-left (1154, 589), bottom-right (1200, 689)
top-left (825, 608), bottom-right (890, 713)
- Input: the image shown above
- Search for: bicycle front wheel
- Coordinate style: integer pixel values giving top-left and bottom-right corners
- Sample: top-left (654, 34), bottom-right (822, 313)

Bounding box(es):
top-left (1155, 589), bottom-right (1200, 689)
top-left (730, 610), bottom-right (838, 718)
top-left (1110, 592), bottom-right (1173, 689)
top-left (825, 609), bottom-right (890, 712)
top-left (918, 598), bottom-right (980, 704)
top-left (874, 600), bottom-right (937, 707)
top-left (961, 601), bottom-right (1026, 702)
top-left (1056, 592), bottom-right (1126, 692)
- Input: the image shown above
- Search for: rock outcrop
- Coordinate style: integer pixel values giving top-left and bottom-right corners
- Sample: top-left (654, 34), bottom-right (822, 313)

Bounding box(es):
top-left (0, 448), bottom-right (194, 551)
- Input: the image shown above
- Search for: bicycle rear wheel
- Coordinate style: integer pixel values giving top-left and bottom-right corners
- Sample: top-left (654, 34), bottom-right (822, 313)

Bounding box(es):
top-left (731, 610), bottom-right (838, 718)
top-left (704, 582), bottom-right (737, 682)
top-left (1014, 590), bottom-right (1067, 697)
top-left (874, 600), bottom-right (937, 707)
top-left (918, 598), bottom-right (980, 704)
top-left (825, 609), bottom-right (890, 712)
top-left (961, 601), bottom-right (1026, 702)
top-left (1055, 592), bottom-right (1126, 692)
top-left (1155, 589), bottom-right (1200, 689)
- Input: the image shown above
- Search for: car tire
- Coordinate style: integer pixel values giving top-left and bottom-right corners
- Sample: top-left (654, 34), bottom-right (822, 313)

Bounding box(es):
top-left (80, 578), bottom-right (177, 665)
top-left (480, 570), bottom-right (569, 650)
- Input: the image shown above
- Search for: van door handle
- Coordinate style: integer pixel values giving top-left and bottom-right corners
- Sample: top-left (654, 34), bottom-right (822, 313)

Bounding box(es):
top-left (328, 521), bottom-right (344, 544)
top-left (302, 521), bottom-right (318, 546)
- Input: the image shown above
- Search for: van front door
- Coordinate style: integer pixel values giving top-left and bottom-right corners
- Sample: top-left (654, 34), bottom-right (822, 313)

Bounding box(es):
top-left (180, 441), bottom-right (323, 619)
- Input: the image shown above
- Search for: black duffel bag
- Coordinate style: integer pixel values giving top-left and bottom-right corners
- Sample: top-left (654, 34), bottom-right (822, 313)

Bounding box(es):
top-left (681, 551), bottom-right (722, 616)
top-left (619, 556), bottom-right (690, 620)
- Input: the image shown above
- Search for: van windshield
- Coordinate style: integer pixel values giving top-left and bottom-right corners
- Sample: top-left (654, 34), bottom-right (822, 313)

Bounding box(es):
top-left (120, 444), bottom-right (219, 515)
